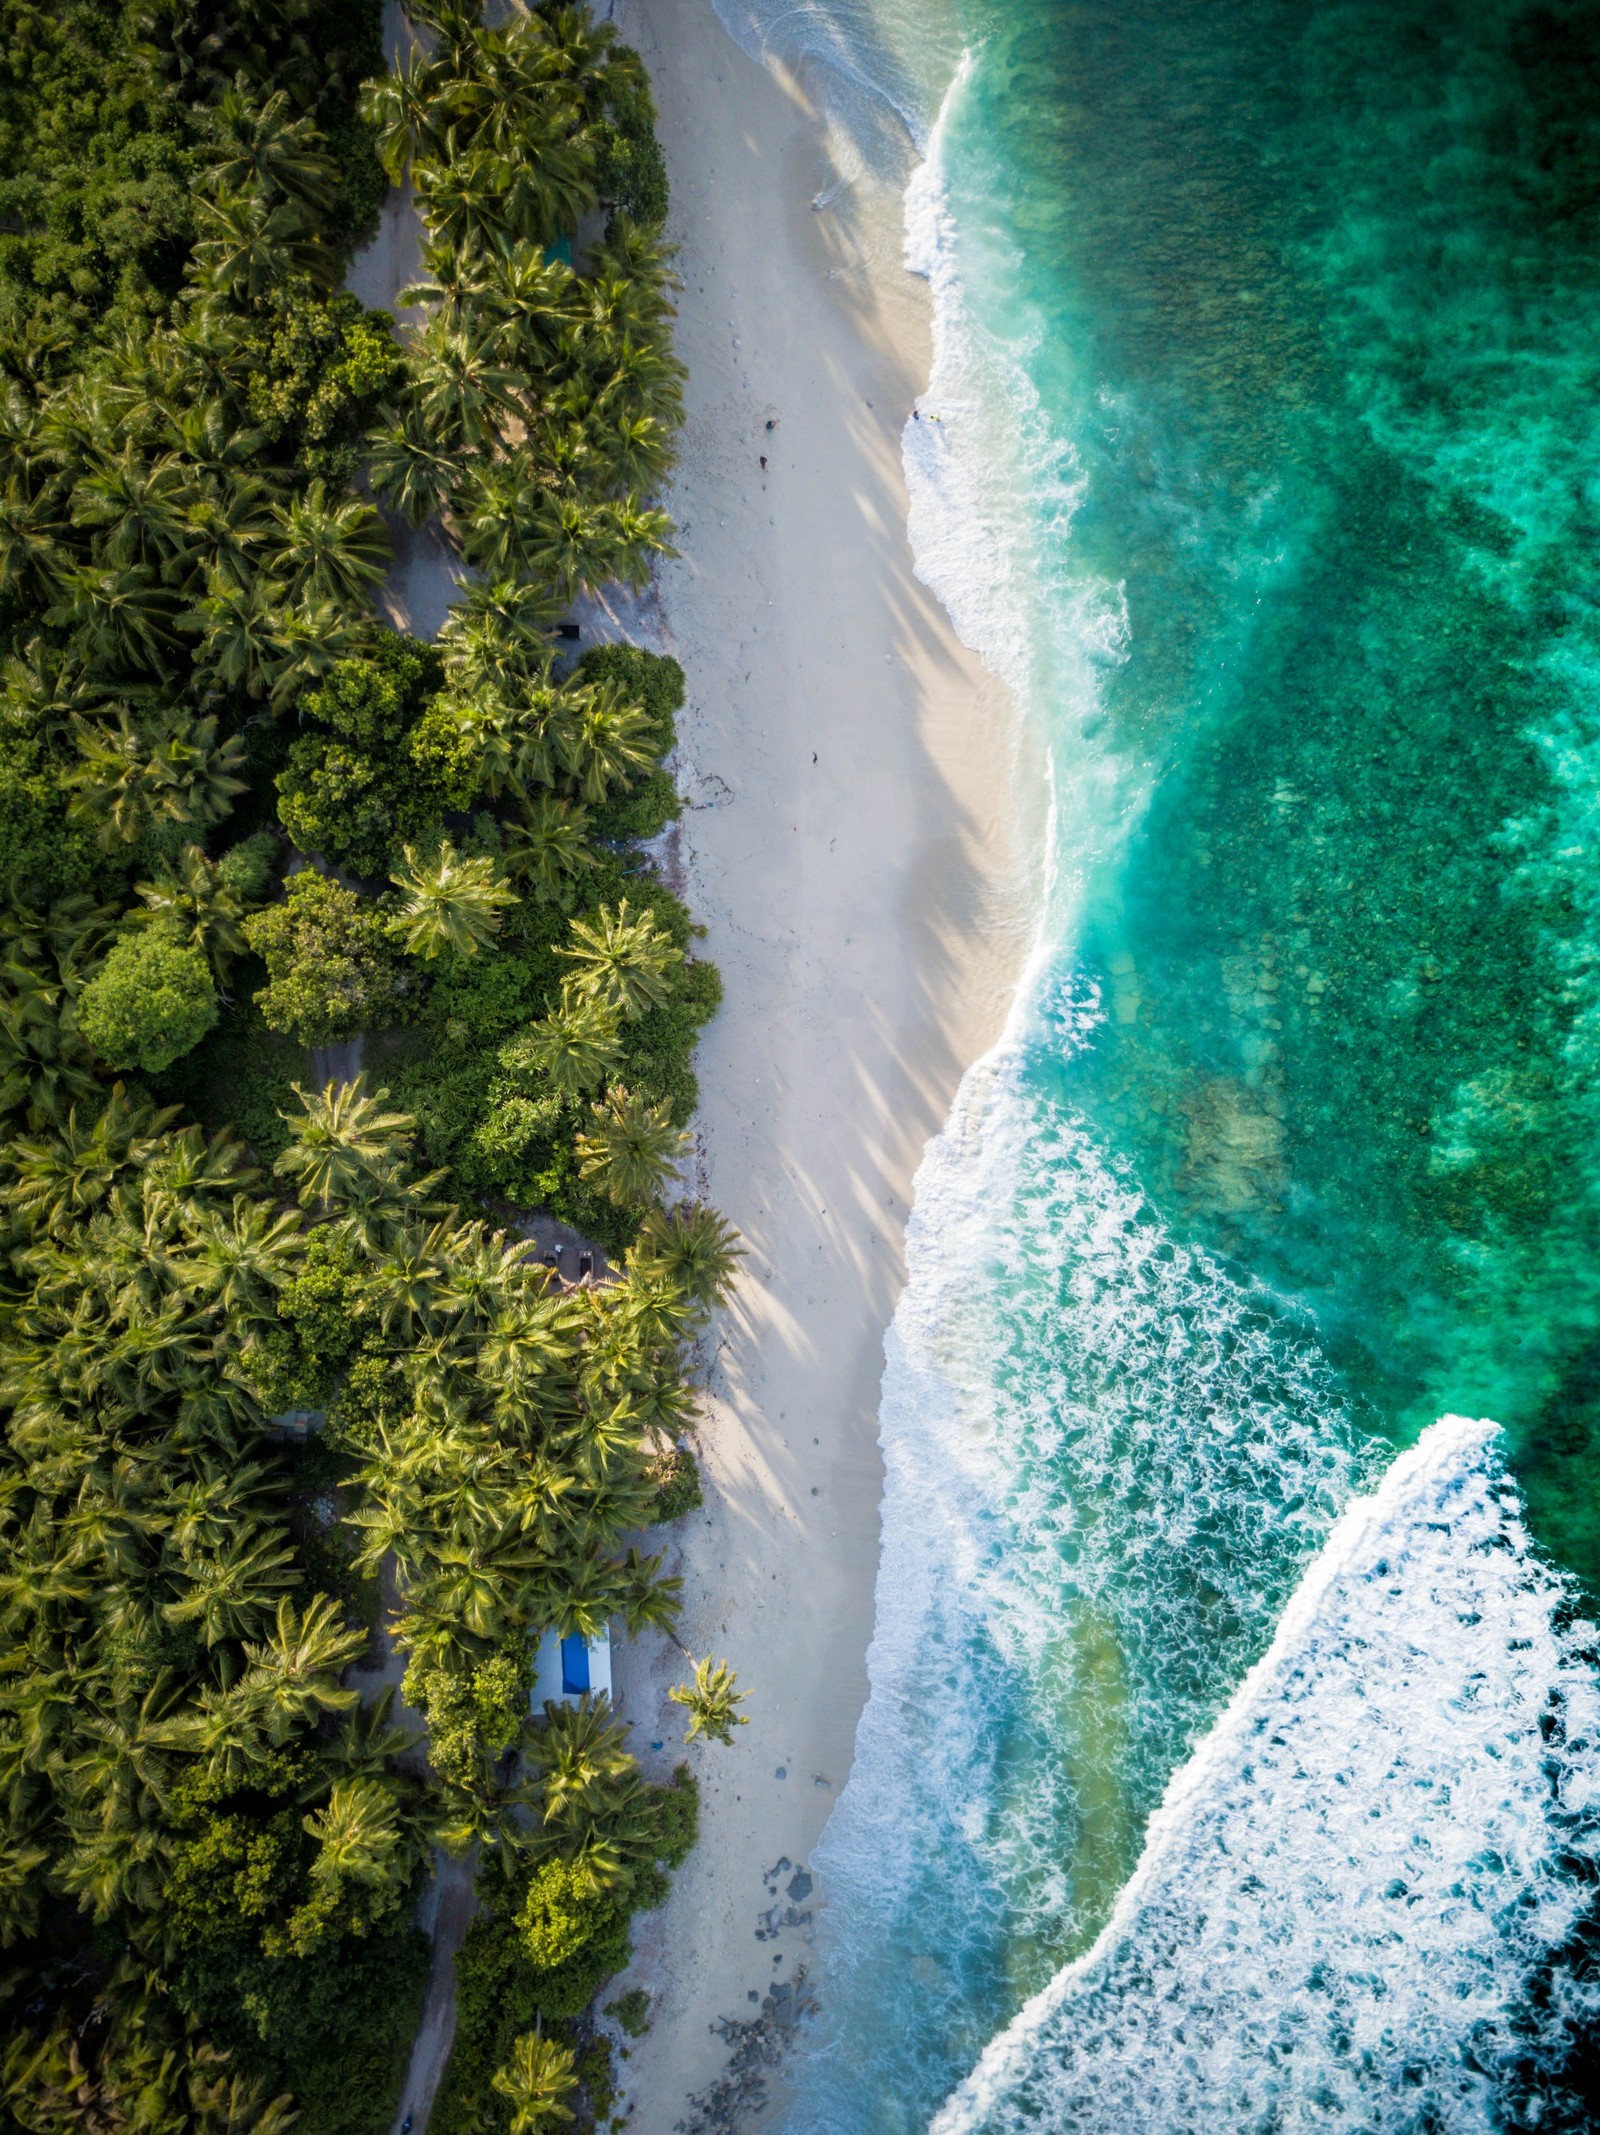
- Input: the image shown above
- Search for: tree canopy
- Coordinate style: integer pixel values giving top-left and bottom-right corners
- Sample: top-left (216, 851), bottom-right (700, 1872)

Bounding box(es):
top-left (0, 7), bottom-right (736, 2131)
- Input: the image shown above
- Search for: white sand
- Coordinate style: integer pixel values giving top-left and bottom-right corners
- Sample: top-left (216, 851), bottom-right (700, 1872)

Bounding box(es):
top-left (607, 3), bottom-right (1031, 2125)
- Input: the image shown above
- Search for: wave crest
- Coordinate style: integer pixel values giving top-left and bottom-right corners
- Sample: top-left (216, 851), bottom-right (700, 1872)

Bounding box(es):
top-left (934, 1416), bottom-right (1600, 2135)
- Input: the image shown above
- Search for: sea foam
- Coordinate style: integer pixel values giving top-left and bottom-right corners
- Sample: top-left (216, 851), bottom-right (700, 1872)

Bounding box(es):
top-left (932, 1415), bottom-right (1600, 2134)
top-left (783, 1050), bottom-right (1378, 2130)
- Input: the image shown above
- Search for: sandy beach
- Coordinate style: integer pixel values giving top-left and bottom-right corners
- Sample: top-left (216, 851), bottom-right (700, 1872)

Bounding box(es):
top-left (606, 3), bottom-right (1029, 2125)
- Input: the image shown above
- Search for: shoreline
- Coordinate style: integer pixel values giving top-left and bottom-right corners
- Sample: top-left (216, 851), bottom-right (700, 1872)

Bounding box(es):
top-left (609, 2), bottom-right (1032, 2125)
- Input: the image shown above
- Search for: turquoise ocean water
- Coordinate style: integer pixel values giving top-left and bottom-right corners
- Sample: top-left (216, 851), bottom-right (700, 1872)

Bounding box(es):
top-left (708, 1), bottom-right (1600, 2126)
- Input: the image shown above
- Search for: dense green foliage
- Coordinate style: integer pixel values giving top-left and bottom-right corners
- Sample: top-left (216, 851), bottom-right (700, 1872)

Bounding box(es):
top-left (246, 866), bottom-right (410, 1044)
top-left (436, 1761), bottom-right (699, 2135)
top-left (0, 5), bottom-right (727, 2131)
top-left (77, 916), bottom-right (219, 1069)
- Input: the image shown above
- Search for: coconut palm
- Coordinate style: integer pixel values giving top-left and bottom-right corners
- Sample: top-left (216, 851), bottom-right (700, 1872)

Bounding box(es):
top-left (455, 458), bottom-right (543, 582)
top-left (558, 691), bottom-right (656, 804)
top-left (241, 1595), bottom-right (365, 1744)
top-left (529, 1694), bottom-right (635, 1827)
top-left (498, 128), bottom-right (597, 250)
top-left (67, 710), bottom-right (247, 847)
top-left (413, 153), bottom-right (509, 261)
top-left (47, 564), bottom-right (182, 675)
top-left (389, 842), bottom-right (517, 961)
top-left (361, 55), bottom-right (438, 182)
top-left (616, 1546), bottom-right (684, 1637)
top-left (605, 499), bottom-right (679, 590)
top-left (626, 1202), bottom-right (743, 1311)
top-left (409, 323), bottom-right (523, 455)
top-left (503, 997), bottom-right (622, 1100)
top-left (439, 576), bottom-right (562, 697)
top-left (5, 1086), bottom-right (171, 1231)
top-left (205, 84), bottom-right (338, 215)
top-left (190, 188), bottom-right (336, 307)
top-left (501, 795), bottom-right (594, 906)
top-left (263, 480), bottom-right (389, 609)
top-left (521, 494), bottom-right (618, 599)
top-left (162, 1527), bottom-right (301, 1648)
top-left (668, 1656), bottom-right (748, 1747)
top-left (576, 1087), bottom-right (684, 1208)
top-left (558, 899), bottom-right (682, 1021)
top-left (275, 1077), bottom-right (417, 1211)
top-left (303, 1775), bottom-right (407, 1888)
top-left (69, 446), bottom-right (195, 574)
top-left (183, 571), bottom-right (286, 701)
top-left (367, 409), bottom-right (463, 529)
top-left (182, 1198), bottom-right (300, 1318)
top-left (0, 489), bottom-right (66, 607)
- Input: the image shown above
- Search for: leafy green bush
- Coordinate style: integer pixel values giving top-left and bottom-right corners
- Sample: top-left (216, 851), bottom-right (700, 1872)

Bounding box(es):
top-left (0, 723), bottom-right (103, 904)
top-left (653, 1765), bottom-right (700, 1870)
top-left (587, 765), bottom-right (680, 843)
top-left (245, 868), bottom-right (413, 1044)
top-left (277, 634), bottom-right (468, 876)
top-left (0, 0), bottom-right (191, 347)
top-left (606, 1986), bottom-right (650, 2038)
top-left (152, 985), bottom-right (303, 1162)
top-left (243, 289), bottom-right (402, 482)
top-left (593, 63), bottom-right (669, 228)
top-left (249, 1227), bottom-right (368, 1411)
top-left (516, 1856), bottom-right (616, 1971)
top-left (651, 1445), bottom-right (703, 1522)
top-left (407, 1647), bottom-right (535, 1789)
top-left (79, 919), bottom-right (218, 1072)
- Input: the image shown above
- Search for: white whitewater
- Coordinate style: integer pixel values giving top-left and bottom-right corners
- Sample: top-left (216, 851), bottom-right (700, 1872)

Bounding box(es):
top-left (933, 1414), bottom-right (1600, 2134)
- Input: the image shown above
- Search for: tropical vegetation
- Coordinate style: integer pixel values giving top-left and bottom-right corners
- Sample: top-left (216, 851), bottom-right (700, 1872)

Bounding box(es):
top-left (0, 4), bottom-right (740, 2133)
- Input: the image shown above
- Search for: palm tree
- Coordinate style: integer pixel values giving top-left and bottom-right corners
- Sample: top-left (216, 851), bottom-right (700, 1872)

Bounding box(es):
top-left (361, 55), bottom-right (437, 183)
top-left (409, 323), bottom-right (523, 455)
top-left (367, 409), bottom-right (462, 529)
top-left (502, 796), bottom-right (594, 908)
top-left (389, 843), bottom-right (517, 960)
top-left (498, 128), bottom-right (597, 250)
top-left (303, 1775), bottom-right (408, 1889)
top-left (627, 1203), bottom-right (743, 1311)
top-left (529, 1695), bottom-right (634, 1826)
top-left (413, 153), bottom-right (509, 261)
top-left (668, 1657), bottom-right (748, 1747)
top-left (275, 1077), bottom-right (417, 1211)
top-left (332, 1688), bottom-right (417, 1777)
top-left (70, 446), bottom-right (195, 574)
top-left (131, 845), bottom-right (256, 979)
top-left (604, 499), bottom-right (679, 591)
top-left (456, 459), bottom-right (542, 582)
top-left (162, 1526), bottom-right (301, 1647)
top-left (183, 571), bottom-right (287, 701)
top-left (153, 712), bottom-right (251, 833)
top-left (489, 2019), bottom-right (581, 2123)
top-left (616, 1547), bottom-right (683, 1638)
top-left (190, 187), bottom-right (337, 307)
top-left (559, 693), bottom-right (656, 804)
top-left (241, 1595), bottom-right (364, 1744)
top-left (47, 564), bottom-right (182, 675)
top-left (522, 494), bottom-right (619, 600)
top-left (263, 480), bottom-right (390, 610)
top-left (7, 1085), bottom-right (170, 1230)
top-left (66, 711), bottom-right (246, 848)
top-left (576, 1087), bottom-right (684, 1208)
top-left (558, 900), bottom-right (682, 1021)
top-left (503, 997), bottom-right (621, 1100)
top-left (205, 85), bottom-right (338, 215)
